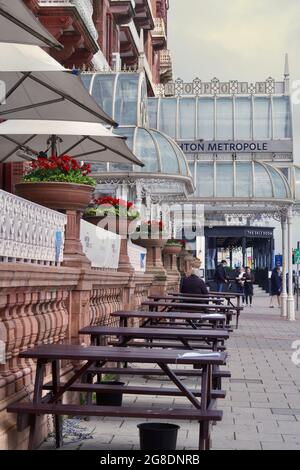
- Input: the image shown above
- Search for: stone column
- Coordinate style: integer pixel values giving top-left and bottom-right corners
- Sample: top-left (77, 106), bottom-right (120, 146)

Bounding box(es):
top-left (63, 210), bottom-right (91, 268)
top-left (287, 206), bottom-right (295, 321)
top-left (281, 213), bottom-right (288, 318)
top-left (242, 237), bottom-right (247, 267)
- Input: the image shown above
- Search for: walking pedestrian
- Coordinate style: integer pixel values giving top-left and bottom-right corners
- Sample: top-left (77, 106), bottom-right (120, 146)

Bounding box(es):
top-left (243, 267), bottom-right (255, 307)
top-left (270, 266), bottom-right (282, 308)
top-left (214, 260), bottom-right (228, 293)
top-left (235, 266), bottom-right (245, 305)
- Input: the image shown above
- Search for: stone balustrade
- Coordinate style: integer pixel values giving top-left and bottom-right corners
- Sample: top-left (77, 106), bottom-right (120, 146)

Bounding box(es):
top-left (0, 260), bottom-right (164, 449)
top-left (0, 190), bottom-right (67, 266)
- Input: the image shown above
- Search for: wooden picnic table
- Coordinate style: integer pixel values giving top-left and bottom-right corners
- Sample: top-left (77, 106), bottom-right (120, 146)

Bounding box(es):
top-left (7, 344), bottom-right (227, 451)
top-left (79, 326), bottom-right (229, 351)
top-left (168, 291), bottom-right (243, 308)
top-left (111, 310), bottom-right (227, 329)
top-left (142, 300), bottom-right (242, 329)
top-left (148, 295), bottom-right (227, 304)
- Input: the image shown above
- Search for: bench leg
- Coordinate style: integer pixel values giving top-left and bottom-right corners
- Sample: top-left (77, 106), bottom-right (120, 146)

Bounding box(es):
top-left (199, 422), bottom-right (211, 451)
top-left (52, 360), bottom-right (63, 449)
top-left (28, 360), bottom-right (46, 450)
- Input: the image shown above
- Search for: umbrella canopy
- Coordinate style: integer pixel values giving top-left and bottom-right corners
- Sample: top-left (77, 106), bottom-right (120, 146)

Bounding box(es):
top-left (0, 69), bottom-right (116, 126)
top-left (0, 119), bottom-right (144, 167)
top-left (0, 43), bottom-right (64, 72)
top-left (0, 0), bottom-right (62, 49)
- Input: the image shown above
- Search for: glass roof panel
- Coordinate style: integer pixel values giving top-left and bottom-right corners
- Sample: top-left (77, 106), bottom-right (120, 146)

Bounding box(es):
top-left (253, 97), bottom-right (272, 139)
top-left (254, 164), bottom-right (273, 198)
top-left (178, 98), bottom-right (196, 140)
top-left (80, 74), bottom-right (93, 93)
top-left (159, 98), bottom-right (177, 139)
top-left (135, 128), bottom-right (159, 172)
top-left (176, 145), bottom-right (190, 176)
top-left (273, 96), bottom-right (292, 139)
top-left (216, 98), bottom-right (233, 140)
top-left (148, 98), bottom-right (158, 129)
top-left (115, 74), bottom-right (139, 125)
top-left (154, 130), bottom-right (179, 174)
top-left (267, 165), bottom-right (288, 199)
top-left (216, 163), bottom-right (234, 197)
top-left (235, 97), bottom-right (252, 140)
top-left (196, 163), bottom-right (214, 197)
top-left (236, 163), bottom-right (252, 198)
top-left (295, 167), bottom-right (300, 201)
top-left (198, 98), bottom-right (215, 140)
top-left (90, 74), bottom-right (115, 118)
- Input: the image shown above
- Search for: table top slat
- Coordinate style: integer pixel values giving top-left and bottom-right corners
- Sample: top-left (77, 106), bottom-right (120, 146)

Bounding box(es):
top-left (19, 344), bottom-right (227, 365)
top-left (111, 310), bottom-right (226, 320)
top-left (79, 326), bottom-right (229, 340)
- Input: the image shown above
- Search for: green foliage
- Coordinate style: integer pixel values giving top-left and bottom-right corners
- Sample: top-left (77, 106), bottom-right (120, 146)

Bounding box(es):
top-left (23, 170), bottom-right (96, 187)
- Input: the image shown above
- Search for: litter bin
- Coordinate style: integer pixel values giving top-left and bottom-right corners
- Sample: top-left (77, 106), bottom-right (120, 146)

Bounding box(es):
top-left (95, 381), bottom-right (125, 406)
top-left (137, 423), bottom-right (180, 450)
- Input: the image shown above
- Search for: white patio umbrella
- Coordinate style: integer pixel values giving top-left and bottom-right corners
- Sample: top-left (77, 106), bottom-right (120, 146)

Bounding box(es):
top-left (0, 43), bottom-right (64, 72)
top-left (0, 119), bottom-right (144, 166)
top-left (0, 45), bottom-right (115, 126)
top-left (0, 0), bottom-right (62, 49)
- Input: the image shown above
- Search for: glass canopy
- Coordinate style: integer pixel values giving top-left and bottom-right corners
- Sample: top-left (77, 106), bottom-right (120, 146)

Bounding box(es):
top-left (191, 161), bottom-right (291, 200)
top-left (148, 96), bottom-right (292, 141)
top-left (108, 126), bottom-right (191, 177)
top-left (82, 72), bottom-right (149, 127)
top-left (294, 166), bottom-right (300, 201)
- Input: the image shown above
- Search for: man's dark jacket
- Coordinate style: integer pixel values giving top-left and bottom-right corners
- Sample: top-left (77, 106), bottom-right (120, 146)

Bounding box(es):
top-left (214, 264), bottom-right (227, 283)
top-left (181, 274), bottom-right (209, 296)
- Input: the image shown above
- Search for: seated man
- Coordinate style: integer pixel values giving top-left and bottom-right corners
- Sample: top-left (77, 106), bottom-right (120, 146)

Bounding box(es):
top-left (181, 265), bottom-right (209, 296)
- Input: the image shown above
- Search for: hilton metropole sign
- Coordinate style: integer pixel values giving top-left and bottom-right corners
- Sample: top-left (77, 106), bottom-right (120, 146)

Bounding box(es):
top-left (179, 141), bottom-right (293, 154)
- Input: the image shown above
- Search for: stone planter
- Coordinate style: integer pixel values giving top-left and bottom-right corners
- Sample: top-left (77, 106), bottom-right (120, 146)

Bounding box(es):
top-left (163, 245), bottom-right (182, 274)
top-left (135, 238), bottom-right (166, 250)
top-left (15, 182), bottom-right (93, 268)
top-left (84, 215), bottom-right (138, 273)
top-left (163, 245), bottom-right (182, 256)
top-left (15, 182), bottom-right (92, 211)
top-left (133, 238), bottom-right (167, 285)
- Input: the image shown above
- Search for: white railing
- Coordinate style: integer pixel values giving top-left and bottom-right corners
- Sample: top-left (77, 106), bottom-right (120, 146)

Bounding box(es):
top-left (81, 220), bottom-right (121, 270)
top-left (128, 240), bottom-right (146, 273)
top-left (38, 0), bottom-right (98, 41)
top-left (0, 190), bottom-right (67, 266)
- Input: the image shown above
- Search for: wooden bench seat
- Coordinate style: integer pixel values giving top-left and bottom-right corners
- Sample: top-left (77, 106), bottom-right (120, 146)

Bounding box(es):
top-left (84, 366), bottom-right (231, 379)
top-left (108, 340), bottom-right (227, 351)
top-left (8, 402), bottom-right (223, 422)
top-left (42, 382), bottom-right (226, 399)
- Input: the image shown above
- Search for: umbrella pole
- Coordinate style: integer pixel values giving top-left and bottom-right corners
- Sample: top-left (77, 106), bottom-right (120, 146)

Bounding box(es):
top-left (50, 134), bottom-right (58, 156)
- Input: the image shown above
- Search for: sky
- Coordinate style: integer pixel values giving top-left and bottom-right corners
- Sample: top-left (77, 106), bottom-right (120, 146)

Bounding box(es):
top-left (168, 0), bottom-right (300, 163)
top-left (168, 0), bottom-right (300, 246)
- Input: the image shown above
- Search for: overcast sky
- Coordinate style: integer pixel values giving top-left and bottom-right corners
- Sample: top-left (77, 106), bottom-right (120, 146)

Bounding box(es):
top-left (168, 0), bottom-right (300, 163)
top-left (168, 0), bottom-right (300, 244)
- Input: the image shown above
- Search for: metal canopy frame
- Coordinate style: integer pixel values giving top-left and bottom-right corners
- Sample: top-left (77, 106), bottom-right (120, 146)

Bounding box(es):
top-left (0, 133), bottom-right (144, 167)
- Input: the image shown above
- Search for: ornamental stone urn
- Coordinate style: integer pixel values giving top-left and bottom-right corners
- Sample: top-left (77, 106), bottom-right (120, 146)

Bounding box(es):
top-left (163, 243), bottom-right (182, 275)
top-left (134, 237), bottom-right (167, 279)
top-left (15, 182), bottom-right (93, 268)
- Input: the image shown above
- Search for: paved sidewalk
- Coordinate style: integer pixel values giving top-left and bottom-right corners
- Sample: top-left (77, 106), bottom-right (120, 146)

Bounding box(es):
top-left (41, 289), bottom-right (300, 451)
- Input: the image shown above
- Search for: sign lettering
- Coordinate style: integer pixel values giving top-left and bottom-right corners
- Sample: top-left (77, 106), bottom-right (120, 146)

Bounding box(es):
top-left (179, 140), bottom-right (293, 154)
